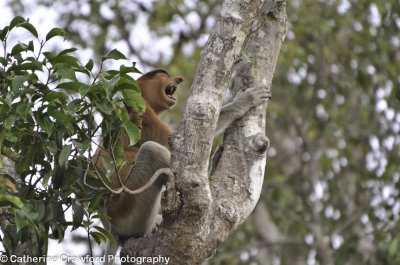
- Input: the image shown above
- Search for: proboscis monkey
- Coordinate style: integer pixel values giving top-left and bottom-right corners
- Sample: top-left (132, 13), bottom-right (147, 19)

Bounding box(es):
top-left (95, 69), bottom-right (270, 260)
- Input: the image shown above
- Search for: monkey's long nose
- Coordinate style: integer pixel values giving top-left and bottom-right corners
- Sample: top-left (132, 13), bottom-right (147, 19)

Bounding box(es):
top-left (174, 76), bottom-right (184, 84)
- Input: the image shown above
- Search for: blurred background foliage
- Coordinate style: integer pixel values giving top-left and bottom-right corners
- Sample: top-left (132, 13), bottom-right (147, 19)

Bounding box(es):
top-left (3, 0), bottom-right (400, 264)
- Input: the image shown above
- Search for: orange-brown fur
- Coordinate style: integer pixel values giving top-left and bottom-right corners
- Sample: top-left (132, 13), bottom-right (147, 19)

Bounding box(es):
top-left (93, 69), bottom-right (183, 231)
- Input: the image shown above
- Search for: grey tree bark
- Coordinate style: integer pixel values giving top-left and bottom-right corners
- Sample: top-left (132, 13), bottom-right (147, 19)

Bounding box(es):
top-left (121, 0), bottom-right (287, 264)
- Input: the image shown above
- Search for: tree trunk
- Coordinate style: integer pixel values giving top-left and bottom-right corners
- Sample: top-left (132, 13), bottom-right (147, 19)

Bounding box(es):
top-left (121, 1), bottom-right (287, 264)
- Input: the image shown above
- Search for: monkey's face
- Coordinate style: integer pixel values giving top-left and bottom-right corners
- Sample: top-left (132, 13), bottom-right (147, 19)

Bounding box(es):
top-left (139, 70), bottom-right (184, 115)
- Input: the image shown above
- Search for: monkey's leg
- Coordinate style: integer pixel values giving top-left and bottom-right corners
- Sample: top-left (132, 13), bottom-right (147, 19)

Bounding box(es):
top-left (106, 141), bottom-right (171, 238)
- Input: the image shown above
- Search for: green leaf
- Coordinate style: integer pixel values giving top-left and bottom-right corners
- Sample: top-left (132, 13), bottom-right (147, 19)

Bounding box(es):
top-left (54, 223), bottom-right (65, 243)
top-left (79, 84), bottom-right (91, 96)
top-left (15, 143), bottom-right (39, 174)
top-left (85, 83), bottom-right (103, 95)
top-left (55, 65), bottom-right (77, 81)
top-left (114, 78), bottom-right (140, 92)
top-left (85, 59), bottom-right (93, 71)
top-left (92, 214), bottom-right (111, 220)
top-left (14, 210), bottom-right (29, 232)
top-left (123, 121), bottom-right (141, 146)
top-left (0, 56), bottom-right (7, 66)
top-left (95, 98), bottom-right (113, 115)
top-left (43, 51), bottom-right (56, 61)
top-left (0, 98), bottom-right (12, 109)
top-left (10, 16), bottom-right (25, 29)
top-left (72, 203), bottom-right (85, 231)
top-left (11, 43), bottom-right (28, 55)
top-left (114, 139), bottom-right (125, 167)
top-left (14, 204), bottom-right (39, 232)
top-left (34, 201), bottom-right (46, 221)
top-left (116, 107), bottom-right (130, 123)
top-left (25, 56), bottom-right (40, 65)
top-left (52, 167), bottom-right (65, 189)
top-left (2, 195), bottom-right (24, 208)
top-left (4, 116), bottom-right (16, 130)
top-left (11, 62), bottom-right (42, 71)
top-left (49, 110), bottom-right (70, 125)
top-left (93, 225), bottom-right (115, 243)
top-left (90, 231), bottom-right (106, 245)
top-left (89, 192), bottom-right (104, 210)
top-left (57, 81), bottom-right (89, 94)
top-left (54, 55), bottom-right (80, 68)
top-left (75, 64), bottom-right (91, 76)
top-left (16, 102), bottom-right (29, 121)
top-left (27, 40), bottom-right (34, 51)
top-left (43, 92), bottom-right (68, 102)
top-left (57, 48), bottom-right (78, 57)
top-left (101, 155), bottom-right (115, 178)
top-left (12, 76), bottom-right (28, 91)
top-left (119, 74), bottom-right (139, 85)
top-left (101, 74), bottom-right (120, 98)
top-left (37, 115), bottom-right (55, 137)
top-left (72, 140), bottom-right (90, 156)
top-left (46, 27), bottom-right (67, 41)
top-left (43, 200), bottom-right (65, 223)
top-left (19, 22), bottom-right (38, 38)
top-left (4, 131), bottom-right (19, 143)
top-left (102, 49), bottom-right (127, 61)
top-left (121, 85), bottom-right (146, 112)
top-left (0, 26), bottom-right (9, 41)
top-left (91, 214), bottom-right (110, 220)
top-left (59, 144), bottom-right (72, 167)
top-left (120, 63), bottom-right (141, 75)
top-left (48, 140), bottom-right (58, 155)
top-left (42, 168), bottom-right (55, 187)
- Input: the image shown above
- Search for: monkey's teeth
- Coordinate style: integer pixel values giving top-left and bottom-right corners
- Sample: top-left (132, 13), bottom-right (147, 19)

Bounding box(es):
top-left (165, 85), bottom-right (177, 97)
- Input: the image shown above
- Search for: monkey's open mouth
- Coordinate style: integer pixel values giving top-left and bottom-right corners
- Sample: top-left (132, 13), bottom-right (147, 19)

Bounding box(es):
top-left (165, 84), bottom-right (178, 100)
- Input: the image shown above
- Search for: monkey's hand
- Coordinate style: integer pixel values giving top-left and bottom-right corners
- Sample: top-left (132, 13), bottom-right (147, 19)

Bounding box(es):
top-left (234, 85), bottom-right (271, 108)
top-left (215, 86), bottom-right (271, 135)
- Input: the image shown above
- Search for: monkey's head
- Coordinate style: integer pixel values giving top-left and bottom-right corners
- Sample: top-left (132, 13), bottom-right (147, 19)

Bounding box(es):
top-left (138, 69), bottom-right (184, 115)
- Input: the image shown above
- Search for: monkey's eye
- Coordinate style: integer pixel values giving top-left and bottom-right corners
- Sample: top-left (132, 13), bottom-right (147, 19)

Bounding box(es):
top-left (165, 84), bottom-right (178, 99)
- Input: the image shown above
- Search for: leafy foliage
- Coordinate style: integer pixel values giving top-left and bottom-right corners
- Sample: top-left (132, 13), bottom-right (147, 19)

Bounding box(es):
top-left (0, 17), bottom-right (144, 255)
top-left (3, 0), bottom-right (400, 264)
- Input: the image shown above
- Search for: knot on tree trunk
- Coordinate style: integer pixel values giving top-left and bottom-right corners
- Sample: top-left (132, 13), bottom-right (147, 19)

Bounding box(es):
top-left (249, 133), bottom-right (270, 153)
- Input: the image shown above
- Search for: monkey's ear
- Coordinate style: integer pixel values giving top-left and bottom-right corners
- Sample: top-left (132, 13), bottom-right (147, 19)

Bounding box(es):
top-left (174, 76), bottom-right (184, 84)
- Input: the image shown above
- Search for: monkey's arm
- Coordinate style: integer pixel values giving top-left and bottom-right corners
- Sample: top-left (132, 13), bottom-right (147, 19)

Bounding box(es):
top-left (215, 86), bottom-right (270, 135)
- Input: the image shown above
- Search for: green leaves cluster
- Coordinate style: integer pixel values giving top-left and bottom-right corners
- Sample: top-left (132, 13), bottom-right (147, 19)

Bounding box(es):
top-left (0, 17), bottom-right (144, 255)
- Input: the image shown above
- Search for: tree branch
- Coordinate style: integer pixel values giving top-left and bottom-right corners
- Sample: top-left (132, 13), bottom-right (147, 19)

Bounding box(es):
top-left (211, 0), bottom-right (288, 226)
top-left (121, 1), bottom-right (287, 264)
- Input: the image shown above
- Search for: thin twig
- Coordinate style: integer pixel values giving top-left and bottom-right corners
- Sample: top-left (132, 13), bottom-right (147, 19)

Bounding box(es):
top-left (83, 162), bottom-right (107, 191)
